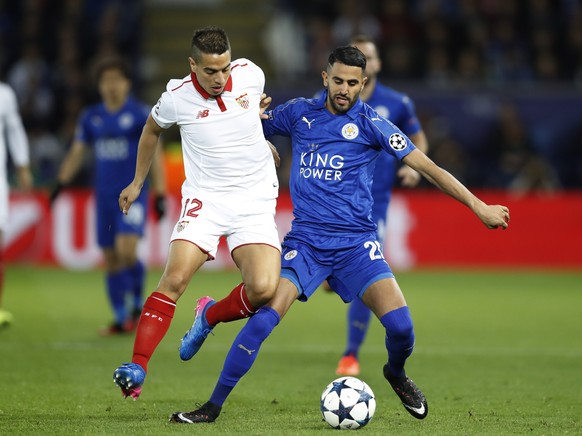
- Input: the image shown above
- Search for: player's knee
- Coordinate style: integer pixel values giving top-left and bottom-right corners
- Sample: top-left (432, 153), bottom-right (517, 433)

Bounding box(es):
top-left (245, 276), bottom-right (279, 305)
top-left (118, 252), bottom-right (138, 268)
top-left (382, 308), bottom-right (415, 345)
top-left (385, 319), bottom-right (415, 359)
top-left (389, 320), bottom-right (415, 346)
top-left (158, 272), bottom-right (190, 300)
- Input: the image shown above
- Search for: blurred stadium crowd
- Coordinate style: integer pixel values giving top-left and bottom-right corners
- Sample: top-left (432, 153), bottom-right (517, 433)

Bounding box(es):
top-left (0, 0), bottom-right (143, 187)
top-left (1, 0), bottom-right (581, 191)
top-left (270, 0), bottom-right (582, 84)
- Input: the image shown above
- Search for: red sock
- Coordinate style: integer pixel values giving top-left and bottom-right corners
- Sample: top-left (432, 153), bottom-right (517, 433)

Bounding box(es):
top-left (206, 283), bottom-right (257, 326)
top-left (132, 292), bottom-right (176, 372)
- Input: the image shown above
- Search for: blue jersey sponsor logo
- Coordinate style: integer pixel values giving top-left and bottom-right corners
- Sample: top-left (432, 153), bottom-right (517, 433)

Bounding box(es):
top-left (299, 151), bottom-right (344, 181)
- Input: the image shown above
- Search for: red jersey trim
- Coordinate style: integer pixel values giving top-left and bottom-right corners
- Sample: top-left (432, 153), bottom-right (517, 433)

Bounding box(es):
top-left (189, 72), bottom-right (233, 112)
top-left (171, 79), bottom-right (191, 92)
top-left (190, 72), bottom-right (233, 98)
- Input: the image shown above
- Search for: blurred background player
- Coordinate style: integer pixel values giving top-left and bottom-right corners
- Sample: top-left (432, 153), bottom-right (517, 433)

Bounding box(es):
top-left (0, 81), bottom-right (33, 327)
top-left (335, 35), bottom-right (429, 377)
top-left (50, 57), bottom-right (166, 336)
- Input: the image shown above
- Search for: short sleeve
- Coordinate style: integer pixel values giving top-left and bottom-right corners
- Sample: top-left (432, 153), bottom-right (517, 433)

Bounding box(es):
top-left (151, 91), bottom-right (176, 129)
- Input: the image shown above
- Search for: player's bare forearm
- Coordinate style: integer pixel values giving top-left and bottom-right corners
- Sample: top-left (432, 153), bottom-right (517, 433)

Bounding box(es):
top-left (119, 115), bottom-right (163, 214)
top-left (119, 182), bottom-right (142, 215)
top-left (57, 141), bottom-right (85, 185)
top-left (403, 149), bottom-right (510, 229)
top-left (150, 141), bottom-right (167, 196)
top-left (133, 115), bottom-right (163, 188)
top-left (398, 131), bottom-right (428, 187)
top-left (16, 165), bottom-right (33, 191)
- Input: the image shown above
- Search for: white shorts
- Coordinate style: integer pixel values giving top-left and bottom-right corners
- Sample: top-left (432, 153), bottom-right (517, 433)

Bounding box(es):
top-left (170, 194), bottom-right (281, 259)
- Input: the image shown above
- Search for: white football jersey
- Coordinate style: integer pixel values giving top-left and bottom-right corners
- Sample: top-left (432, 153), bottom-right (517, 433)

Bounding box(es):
top-left (152, 58), bottom-right (278, 203)
top-left (0, 82), bottom-right (30, 230)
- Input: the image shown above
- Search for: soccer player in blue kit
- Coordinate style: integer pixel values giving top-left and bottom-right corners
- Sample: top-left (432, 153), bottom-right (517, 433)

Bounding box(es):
top-left (51, 57), bottom-right (166, 335)
top-left (170, 45), bottom-right (510, 423)
top-left (334, 35), bottom-right (429, 377)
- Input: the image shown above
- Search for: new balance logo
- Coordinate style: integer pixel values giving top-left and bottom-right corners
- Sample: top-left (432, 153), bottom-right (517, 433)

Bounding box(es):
top-left (302, 116), bottom-right (315, 129)
top-left (196, 109), bottom-right (210, 119)
top-left (237, 344), bottom-right (256, 355)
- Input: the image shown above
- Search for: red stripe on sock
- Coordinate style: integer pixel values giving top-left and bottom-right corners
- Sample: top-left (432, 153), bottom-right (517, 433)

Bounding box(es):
top-left (206, 283), bottom-right (257, 326)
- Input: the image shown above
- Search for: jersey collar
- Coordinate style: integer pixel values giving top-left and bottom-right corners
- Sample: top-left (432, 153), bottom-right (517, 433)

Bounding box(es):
top-left (317, 90), bottom-right (363, 120)
top-left (190, 72), bottom-right (233, 99)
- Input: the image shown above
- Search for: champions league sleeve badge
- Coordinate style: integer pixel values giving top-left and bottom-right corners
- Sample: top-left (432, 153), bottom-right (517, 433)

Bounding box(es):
top-left (388, 133), bottom-right (407, 150)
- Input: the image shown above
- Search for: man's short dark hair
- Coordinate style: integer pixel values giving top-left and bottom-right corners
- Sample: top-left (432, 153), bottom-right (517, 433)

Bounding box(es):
top-left (327, 46), bottom-right (367, 71)
top-left (191, 26), bottom-right (231, 62)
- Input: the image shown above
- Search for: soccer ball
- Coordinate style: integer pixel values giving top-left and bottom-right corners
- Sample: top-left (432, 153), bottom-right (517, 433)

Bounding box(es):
top-left (320, 376), bottom-right (376, 429)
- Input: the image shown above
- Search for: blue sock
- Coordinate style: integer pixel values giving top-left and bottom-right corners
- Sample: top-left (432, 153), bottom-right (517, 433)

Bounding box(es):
top-left (344, 298), bottom-right (372, 358)
top-left (128, 260), bottom-right (145, 311)
top-left (209, 306), bottom-right (280, 407)
top-left (106, 271), bottom-right (130, 325)
top-left (380, 306), bottom-right (415, 378)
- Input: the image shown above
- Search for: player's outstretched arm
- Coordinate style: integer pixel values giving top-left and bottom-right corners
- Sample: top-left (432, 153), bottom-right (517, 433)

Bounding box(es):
top-left (50, 140), bottom-right (86, 204)
top-left (398, 130), bottom-right (428, 187)
top-left (402, 149), bottom-right (510, 230)
top-left (149, 139), bottom-right (167, 220)
top-left (119, 114), bottom-right (164, 214)
top-left (16, 165), bottom-right (33, 192)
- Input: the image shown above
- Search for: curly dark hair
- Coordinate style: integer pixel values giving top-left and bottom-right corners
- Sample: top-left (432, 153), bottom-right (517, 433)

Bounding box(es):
top-left (327, 46), bottom-right (367, 71)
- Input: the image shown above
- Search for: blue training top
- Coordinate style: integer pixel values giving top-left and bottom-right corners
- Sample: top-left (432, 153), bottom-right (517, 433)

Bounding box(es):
top-left (263, 90), bottom-right (415, 238)
top-left (75, 96), bottom-right (150, 196)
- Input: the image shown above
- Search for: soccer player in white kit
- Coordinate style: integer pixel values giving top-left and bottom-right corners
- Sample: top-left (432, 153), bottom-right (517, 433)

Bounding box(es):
top-left (0, 82), bottom-right (33, 327)
top-left (113, 26), bottom-right (281, 399)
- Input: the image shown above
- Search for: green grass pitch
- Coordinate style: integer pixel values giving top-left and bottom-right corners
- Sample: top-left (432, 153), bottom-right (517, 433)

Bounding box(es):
top-left (0, 265), bottom-right (580, 434)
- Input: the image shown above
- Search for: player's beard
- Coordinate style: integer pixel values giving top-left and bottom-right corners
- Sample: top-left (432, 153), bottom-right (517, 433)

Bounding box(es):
top-left (328, 93), bottom-right (354, 114)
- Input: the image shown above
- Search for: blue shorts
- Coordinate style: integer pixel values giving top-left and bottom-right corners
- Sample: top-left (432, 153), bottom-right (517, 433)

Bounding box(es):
top-left (280, 231), bottom-right (394, 303)
top-left (96, 191), bottom-right (148, 248)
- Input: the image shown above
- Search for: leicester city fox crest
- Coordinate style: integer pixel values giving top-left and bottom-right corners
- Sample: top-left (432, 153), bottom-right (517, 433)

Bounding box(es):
top-left (341, 123), bottom-right (359, 140)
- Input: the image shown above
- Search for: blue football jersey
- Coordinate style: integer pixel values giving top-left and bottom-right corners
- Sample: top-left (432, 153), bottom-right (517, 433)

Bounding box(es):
top-left (263, 90), bottom-right (416, 238)
top-left (75, 96), bottom-right (150, 196)
top-left (366, 83), bottom-right (422, 219)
